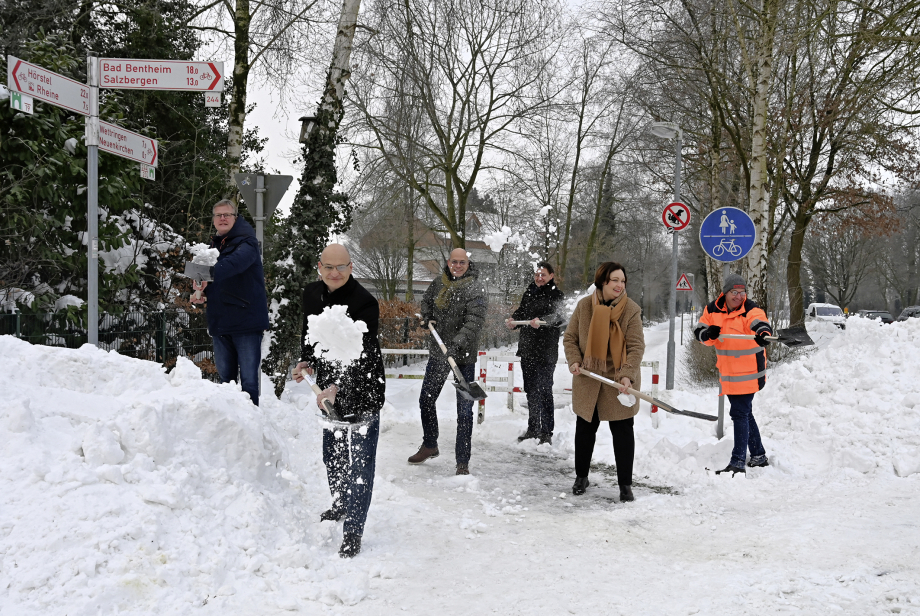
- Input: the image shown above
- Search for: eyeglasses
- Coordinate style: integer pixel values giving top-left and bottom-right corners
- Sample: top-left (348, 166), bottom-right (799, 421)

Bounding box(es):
top-left (449, 260), bottom-right (468, 266)
top-left (213, 213), bottom-right (236, 220)
top-left (534, 272), bottom-right (550, 278)
top-left (727, 290), bottom-right (746, 297)
top-left (319, 261), bottom-right (351, 273)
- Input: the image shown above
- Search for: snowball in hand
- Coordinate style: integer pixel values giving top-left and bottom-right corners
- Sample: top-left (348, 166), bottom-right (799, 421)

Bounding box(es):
top-left (190, 243), bottom-right (220, 266)
top-left (305, 305), bottom-right (368, 363)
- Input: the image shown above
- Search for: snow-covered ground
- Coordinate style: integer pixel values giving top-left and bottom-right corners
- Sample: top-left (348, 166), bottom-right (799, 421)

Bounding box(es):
top-left (2, 316), bottom-right (920, 614)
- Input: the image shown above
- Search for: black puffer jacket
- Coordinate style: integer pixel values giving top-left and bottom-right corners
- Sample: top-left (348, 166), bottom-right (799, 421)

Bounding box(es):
top-left (300, 276), bottom-right (385, 421)
top-left (420, 263), bottom-right (488, 365)
top-left (511, 281), bottom-right (566, 364)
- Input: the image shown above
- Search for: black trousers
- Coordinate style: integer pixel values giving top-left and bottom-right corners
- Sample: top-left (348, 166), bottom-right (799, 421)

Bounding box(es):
top-left (520, 357), bottom-right (555, 435)
top-left (574, 408), bottom-right (634, 486)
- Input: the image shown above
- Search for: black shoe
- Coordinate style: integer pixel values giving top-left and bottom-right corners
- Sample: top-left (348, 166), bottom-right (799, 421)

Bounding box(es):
top-left (517, 430), bottom-right (538, 442)
top-left (339, 533), bottom-right (362, 558)
top-left (715, 464), bottom-right (746, 476)
top-left (747, 454), bottom-right (769, 468)
top-left (320, 508), bottom-right (345, 522)
top-left (572, 476), bottom-right (589, 495)
top-left (619, 485), bottom-right (634, 502)
top-left (538, 433), bottom-right (552, 445)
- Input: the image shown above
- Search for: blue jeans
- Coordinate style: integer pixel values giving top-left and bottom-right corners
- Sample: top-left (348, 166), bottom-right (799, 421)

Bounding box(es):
top-left (322, 414), bottom-right (380, 537)
top-left (521, 358), bottom-right (555, 435)
top-left (419, 358), bottom-right (475, 465)
top-left (212, 332), bottom-right (263, 406)
top-left (728, 393), bottom-right (766, 467)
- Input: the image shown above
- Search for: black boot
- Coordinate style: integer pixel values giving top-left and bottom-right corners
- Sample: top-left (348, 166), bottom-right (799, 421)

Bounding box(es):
top-left (517, 430), bottom-right (538, 442)
top-left (339, 533), bottom-right (362, 558)
top-left (715, 464), bottom-right (746, 476)
top-left (572, 476), bottom-right (589, 495)
top-left (747, 454), bottom-right (769, 468)
top-left (320, 508), bottom-right (345, 522)
top-left (619, 485), bottom-right (634, 502)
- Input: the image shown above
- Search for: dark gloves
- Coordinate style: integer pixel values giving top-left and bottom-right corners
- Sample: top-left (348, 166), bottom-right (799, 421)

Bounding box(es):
top-left (446, 345), bottom-right (461, 359)
top-left (699, 324), bottom-right (721, 342)
top-left (754, 333), bottom-right (771, 347)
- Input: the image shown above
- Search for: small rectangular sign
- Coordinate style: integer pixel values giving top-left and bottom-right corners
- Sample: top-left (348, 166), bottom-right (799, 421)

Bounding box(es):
top-left (140, 163), bottom-right (155, 180)
top-left (204, 92), bottom-right (221, 107)
top-left (99, 59), bottom-right (224, 92)
top-left (97, 120), bottom-right (158, 167)
top-left (10, 90), bottom-right (33, 114)
top-left (7, 55), bottom-right (90, 115)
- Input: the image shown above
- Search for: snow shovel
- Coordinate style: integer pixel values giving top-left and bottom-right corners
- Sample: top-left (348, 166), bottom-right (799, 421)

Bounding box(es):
top-left (579, 369), bottom-right (717, 422)
top-left (508, 319), bottom-right (547, 326)
top-left (719, 325), bottom-right (814, 348)
top-left (183, 262), bottom-right (213, 300)
top-left (427, 323), bottom-right (488, 402)
top-left (300, 371), bottom-right (353, 423)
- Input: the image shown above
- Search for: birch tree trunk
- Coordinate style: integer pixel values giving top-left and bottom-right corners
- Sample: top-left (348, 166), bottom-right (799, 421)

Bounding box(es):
top-left (225, 0), bottom-right (251, 196)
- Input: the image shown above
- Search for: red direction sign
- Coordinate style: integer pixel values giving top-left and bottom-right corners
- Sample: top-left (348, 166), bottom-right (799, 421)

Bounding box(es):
top-left (99, 59), bottom-right (224, 92)
top-left (662, 201), bottom-right (691, 231)
top-left (98, 121), bottom-right (158, 166)
top-left (7, 56), bottom-right (90, 115)
top-left (676, 273), bottom-right (693, 291)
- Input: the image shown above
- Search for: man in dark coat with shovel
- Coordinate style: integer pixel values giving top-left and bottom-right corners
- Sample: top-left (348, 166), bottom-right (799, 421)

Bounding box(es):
top-left (293, 243), bottom-right (385, 558)
top-left (506, 261), bottom-right (566, 444)
top-left (410, 248), bottom-right (488, 475)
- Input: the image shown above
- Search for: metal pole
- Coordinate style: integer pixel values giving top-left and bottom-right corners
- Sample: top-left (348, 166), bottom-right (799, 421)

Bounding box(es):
top-left (255, 175), bottom-right (265, 257)
top-left (716, 262), bottom-right (730, 439)
top-left (86, 55), bottom-right (100, 347)
top-left (666, 131), bottom-right (681, 390)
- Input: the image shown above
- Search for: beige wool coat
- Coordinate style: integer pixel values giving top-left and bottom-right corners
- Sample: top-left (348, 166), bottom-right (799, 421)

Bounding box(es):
top-left (563, 294), bottom-right (646, 422)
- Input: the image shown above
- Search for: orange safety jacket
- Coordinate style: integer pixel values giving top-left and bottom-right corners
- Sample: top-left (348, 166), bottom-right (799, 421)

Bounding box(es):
top-left (693, 295), bottom-right (773, 395)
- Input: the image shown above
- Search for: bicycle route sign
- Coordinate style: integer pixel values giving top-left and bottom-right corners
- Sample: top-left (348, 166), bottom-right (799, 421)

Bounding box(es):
top-left (662, 201), bottom-right (691, 231)
top-left (699, 206), bottom-right (756, 262)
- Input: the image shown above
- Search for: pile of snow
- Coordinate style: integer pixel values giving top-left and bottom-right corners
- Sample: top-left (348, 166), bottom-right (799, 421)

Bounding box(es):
top-left (305, 305), bottom-right (368, 363)
top-left (0, 337), bottom-right (379, 614)
top-left (189, 243), bottom-right (219, 266)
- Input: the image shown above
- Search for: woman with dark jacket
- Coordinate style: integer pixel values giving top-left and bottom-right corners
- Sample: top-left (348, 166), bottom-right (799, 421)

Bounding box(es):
top-left (563, 262), bottom-right (645, 502)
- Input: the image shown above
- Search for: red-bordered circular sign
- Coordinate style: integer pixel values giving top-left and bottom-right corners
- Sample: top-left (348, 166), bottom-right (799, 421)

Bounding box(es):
top-left (662, 202), bottom-right (691, 231)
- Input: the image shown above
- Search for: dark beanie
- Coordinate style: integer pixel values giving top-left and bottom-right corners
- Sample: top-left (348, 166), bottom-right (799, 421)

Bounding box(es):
top-left (722, 273), bottom-right (747, 295)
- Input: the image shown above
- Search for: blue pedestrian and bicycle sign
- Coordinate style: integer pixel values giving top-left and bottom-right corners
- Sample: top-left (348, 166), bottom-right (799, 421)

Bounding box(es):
top-left (699, 207), bottom-right (756, 262)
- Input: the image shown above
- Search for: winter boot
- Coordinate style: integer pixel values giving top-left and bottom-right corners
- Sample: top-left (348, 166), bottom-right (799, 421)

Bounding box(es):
top-left (455, 464), bottom-right (470, 476)
top-left (538, 433), bottom-right (553, 445)
top-left (517, 430), bottom-right (538, 442)
top-left (408, 445), bottom-right (439, 464)
top-left (619, 485), bottom-right (634, 502)
top-left (339, 533), bottom-right (362, 558)
top-left (715, 464), bottom-right (746, 476)
top-left (572, 476), bottom-right (590, 495)
top-left (747, 454), bottom-right (769, 468)
top-left (320, 508), bottom-right (345, 522)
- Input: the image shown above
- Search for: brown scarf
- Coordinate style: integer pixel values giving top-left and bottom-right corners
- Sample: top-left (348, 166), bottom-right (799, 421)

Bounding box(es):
top-left (583, 290), bottom-right (628, 373)
top-left (434, 270), bottom-right (476, 310)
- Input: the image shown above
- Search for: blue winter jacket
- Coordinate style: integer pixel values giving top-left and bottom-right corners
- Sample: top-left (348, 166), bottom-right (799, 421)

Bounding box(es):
top-left (203, 216), bottom-right (270, 336)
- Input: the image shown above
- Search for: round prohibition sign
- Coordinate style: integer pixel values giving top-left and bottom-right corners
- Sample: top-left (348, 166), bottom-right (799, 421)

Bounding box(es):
top-left (662, 202), bottom-right (691, 231)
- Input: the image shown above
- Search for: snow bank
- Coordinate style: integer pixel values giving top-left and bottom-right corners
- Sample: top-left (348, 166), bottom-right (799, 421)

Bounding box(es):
top-left (0, 337), bottom-right (377, 614)
top-left (305, 304), bottom-right (367, 364)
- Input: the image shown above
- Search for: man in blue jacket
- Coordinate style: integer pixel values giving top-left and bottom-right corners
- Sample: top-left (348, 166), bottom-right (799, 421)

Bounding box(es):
top-left (191, 199), bottom-right (270, 405)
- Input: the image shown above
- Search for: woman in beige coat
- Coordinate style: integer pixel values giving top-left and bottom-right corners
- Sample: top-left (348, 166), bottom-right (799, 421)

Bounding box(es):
top-left (563, 262), bottom-right (645, 502)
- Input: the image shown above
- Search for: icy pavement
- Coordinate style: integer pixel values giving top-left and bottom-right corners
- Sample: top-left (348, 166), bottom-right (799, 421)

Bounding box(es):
top-left (1, 317), bottom-right (919, 614)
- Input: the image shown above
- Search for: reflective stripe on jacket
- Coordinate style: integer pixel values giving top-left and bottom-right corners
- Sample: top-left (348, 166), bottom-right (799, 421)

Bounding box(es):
top-left (693, 295), bottom-right (773, 395)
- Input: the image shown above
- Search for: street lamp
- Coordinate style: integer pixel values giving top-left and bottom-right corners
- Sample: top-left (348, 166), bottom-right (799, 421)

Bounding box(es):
top-left (298, 116), bottom-right (318, 144)
top-left (650, 121), bottom-right (682, 391)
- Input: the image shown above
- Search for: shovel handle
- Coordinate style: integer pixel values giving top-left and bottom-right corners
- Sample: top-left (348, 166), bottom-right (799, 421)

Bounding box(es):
top-left (720, 334), bottom-right (778, 341)
top-left (508, 320), bottom-right (547, 326)
top-left (301, 371), bottom-right (336, 416)
top-left (579, 369), bottom-right (717, 422)
top-left (428, 323), bottom-right (468, 383)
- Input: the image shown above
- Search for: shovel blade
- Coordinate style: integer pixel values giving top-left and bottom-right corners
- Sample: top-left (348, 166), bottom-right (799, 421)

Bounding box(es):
top-left (183, 262), bottom-right (213, 282)
top-left (452, 379), bottom-right (488, 402)
top-left (775, 325), bottom-right (814, 348)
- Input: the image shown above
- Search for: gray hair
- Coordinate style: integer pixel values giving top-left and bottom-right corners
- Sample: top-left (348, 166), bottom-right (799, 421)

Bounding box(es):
top-left (212, 199), bottom-right (238, 215)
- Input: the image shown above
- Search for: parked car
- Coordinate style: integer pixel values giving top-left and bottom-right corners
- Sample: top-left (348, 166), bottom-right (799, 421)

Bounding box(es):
top-left (856, 309), bottom-right (894, 324)
top-left (897, 306), bottom-right (920, 322)
top-left (805, 303), bottom-right (847, 329)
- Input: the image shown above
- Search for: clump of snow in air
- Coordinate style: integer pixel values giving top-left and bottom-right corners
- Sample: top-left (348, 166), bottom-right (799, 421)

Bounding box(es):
top-left (63, 138), bottom-right (78, 155)
top-left (483, 226), bottom-right (513, 252)
top-left (189, 242), bottom-right (219, 266)
top-left (305, 304), bottom-right (368, 363)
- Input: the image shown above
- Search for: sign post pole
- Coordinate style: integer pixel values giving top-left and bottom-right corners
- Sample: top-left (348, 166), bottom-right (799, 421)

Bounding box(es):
top-left (255, 175), bottom-right (265, 257)
top-left (86, 55), bottom-right (100, 346)
top-left (666, 131), bottom-right (682, 390)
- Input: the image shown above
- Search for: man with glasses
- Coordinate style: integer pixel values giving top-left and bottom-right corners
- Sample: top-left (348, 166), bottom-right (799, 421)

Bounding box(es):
top-left (292, 243), bottom-right (385, 558)
top-left (694, 273), bottom-right (773, 475)
top-left (505, 262), bottom-right (566, 444)
top-left (409, 248), bottom-right (488, 475)
top-left (191, 199), bottom-right (269, 405)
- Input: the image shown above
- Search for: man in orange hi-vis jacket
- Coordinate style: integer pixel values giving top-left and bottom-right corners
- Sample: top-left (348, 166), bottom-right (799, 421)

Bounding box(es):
top-left (694, 273), bottom-right (773, 476)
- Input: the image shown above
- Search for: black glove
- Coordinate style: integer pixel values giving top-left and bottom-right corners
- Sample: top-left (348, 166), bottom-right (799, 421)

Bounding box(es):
top-left (700, 324), bottom-right (721, 341)
top-left (446, 345), bottom-right (461, 359)
top-left (754, 333), bottom-right (771, 347)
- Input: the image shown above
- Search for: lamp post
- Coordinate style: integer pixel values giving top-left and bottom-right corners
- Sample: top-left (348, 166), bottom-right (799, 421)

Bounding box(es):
top-left (650, 121), bottom-right (682, 390)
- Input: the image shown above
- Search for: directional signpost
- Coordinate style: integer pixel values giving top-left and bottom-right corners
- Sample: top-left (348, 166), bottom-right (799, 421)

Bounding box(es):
top-left (6, 53), bottom-right (223, 347)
